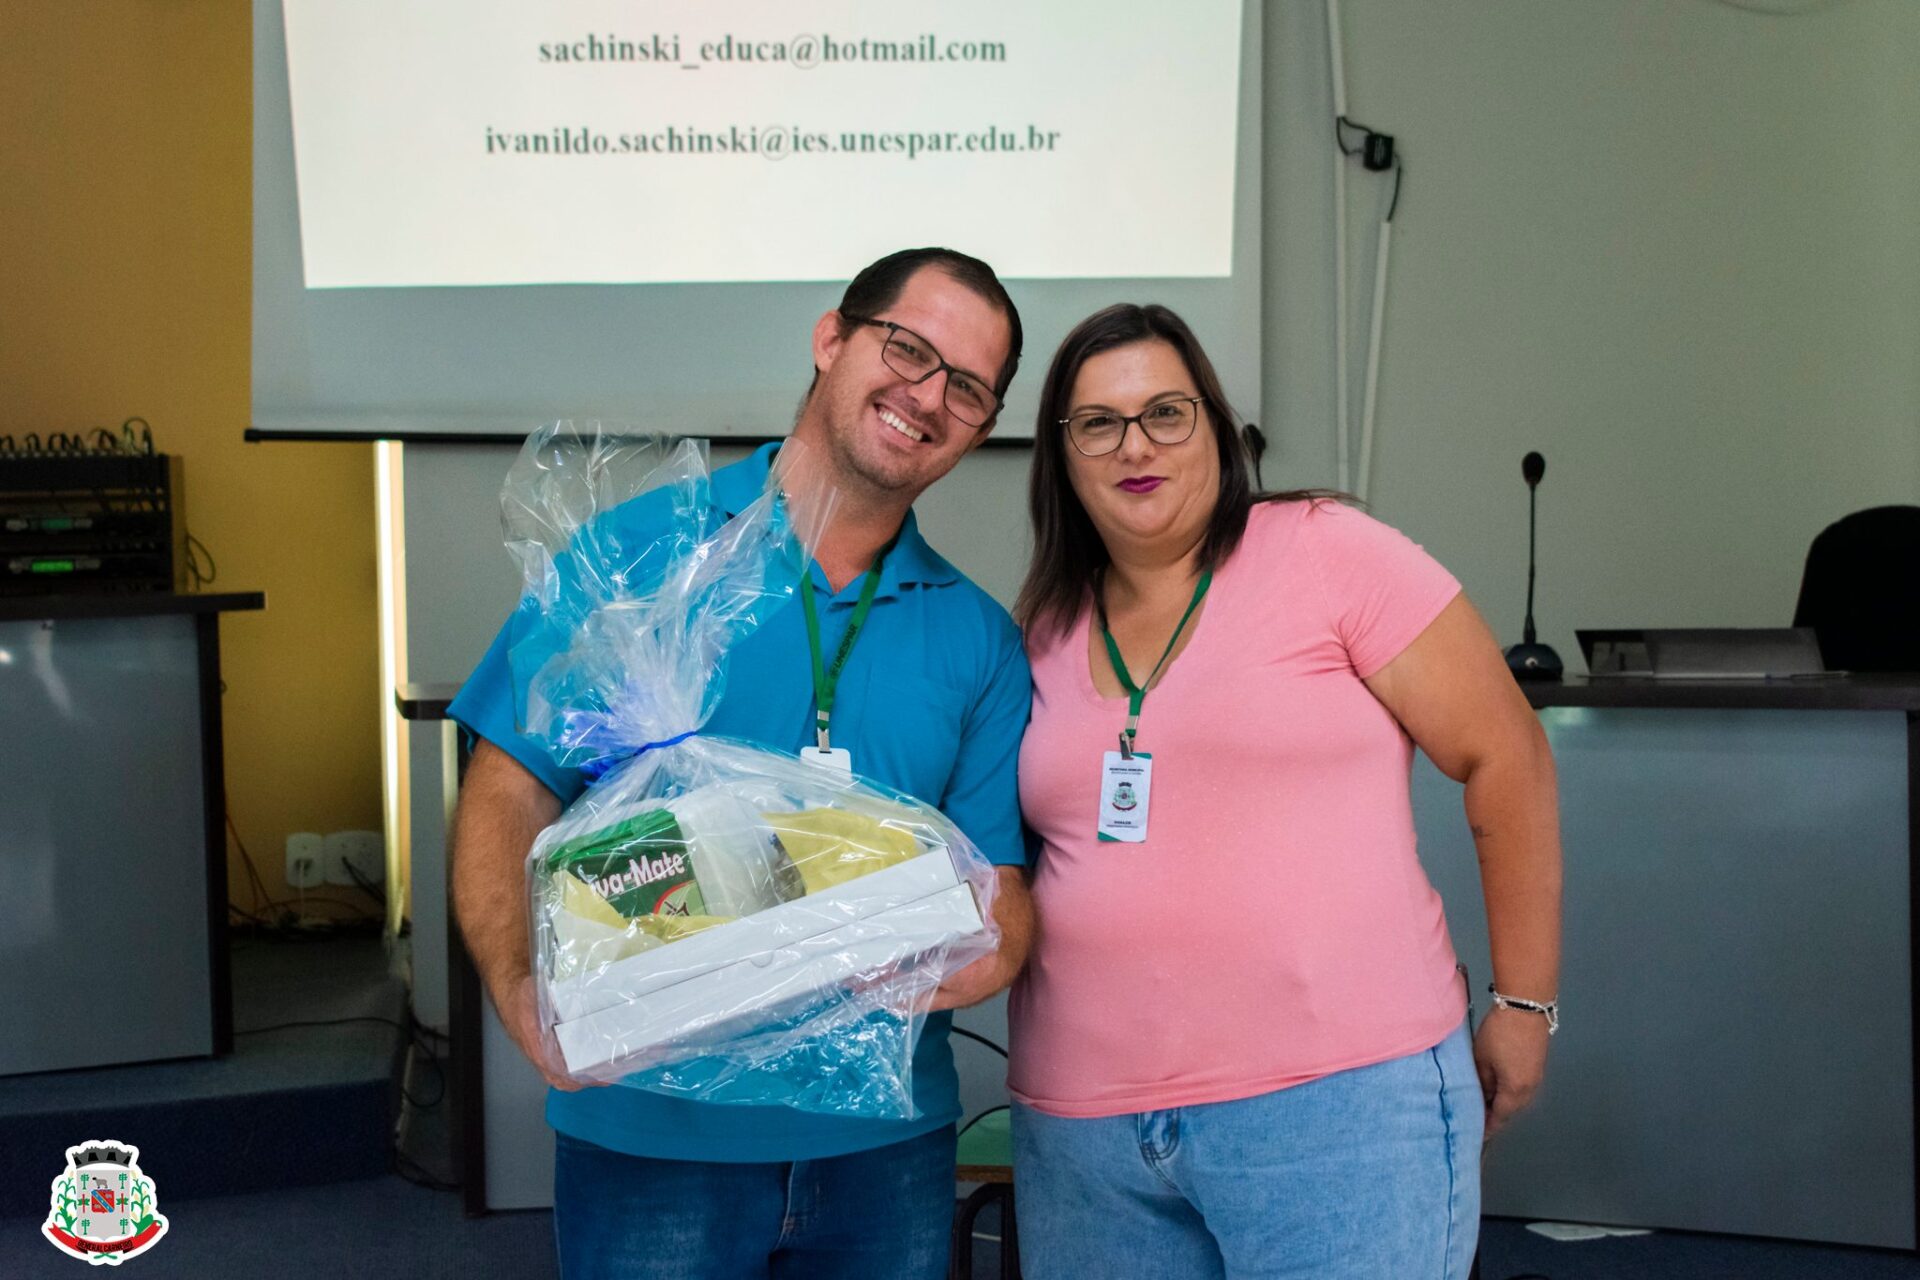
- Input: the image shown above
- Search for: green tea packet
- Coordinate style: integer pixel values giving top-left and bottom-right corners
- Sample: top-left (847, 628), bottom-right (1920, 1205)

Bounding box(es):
top-left (543, 807), bottom-right (706, 920)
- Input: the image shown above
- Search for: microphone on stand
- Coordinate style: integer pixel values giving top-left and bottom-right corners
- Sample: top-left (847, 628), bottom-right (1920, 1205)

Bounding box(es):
top-left (1504, 450), bottom-right (1564, 682)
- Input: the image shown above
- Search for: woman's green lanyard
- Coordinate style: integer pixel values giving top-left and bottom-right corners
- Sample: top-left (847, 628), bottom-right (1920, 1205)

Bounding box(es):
top-left (798, 552), bottom-right (888, 757)
top-left (1100, 570), bottom-right (1212, 759)
top-left (1093, 570), bottom-right (1210, 844)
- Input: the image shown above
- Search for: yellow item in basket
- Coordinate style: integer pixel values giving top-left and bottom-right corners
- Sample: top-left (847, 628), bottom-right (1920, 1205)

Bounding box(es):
top-left (632, 912), bottom-right (734, 942)
top-left (559, 870), bottom-right (630, 929)
top-left (764, 808), bottom-right (921, 894)
top-left (557, 871), bottom-right (733, 940)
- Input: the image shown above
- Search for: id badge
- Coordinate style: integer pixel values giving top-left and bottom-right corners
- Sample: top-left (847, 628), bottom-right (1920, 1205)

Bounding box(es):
top-left (801, 747), bottom-right (853, 775)
top-left (1097, 751), bottom-right (1152, 843)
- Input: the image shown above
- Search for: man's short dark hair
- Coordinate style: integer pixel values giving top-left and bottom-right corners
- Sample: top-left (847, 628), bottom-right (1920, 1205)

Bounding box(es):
top-left (830, 247), bottom-right (1024, 399)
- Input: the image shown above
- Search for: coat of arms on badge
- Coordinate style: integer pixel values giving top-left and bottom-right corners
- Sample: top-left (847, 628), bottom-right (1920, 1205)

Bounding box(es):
top-left (43, 1141), bottom-right (168, 1266)
top-left (1110, 781), bottom-right (1138, 812)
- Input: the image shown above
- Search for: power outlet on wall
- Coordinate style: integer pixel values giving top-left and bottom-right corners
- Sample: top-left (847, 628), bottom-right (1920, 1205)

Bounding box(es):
top-left (285, 832), bottom-right (325, 890)
top-left (323, 830), bottom-right (386, 889)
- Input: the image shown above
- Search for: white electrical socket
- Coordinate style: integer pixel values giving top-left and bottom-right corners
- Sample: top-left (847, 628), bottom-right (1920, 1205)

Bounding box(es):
top-left (323, 829), bottom-right (386, 888)
top-left (285, 832), bottom-right (325, 890)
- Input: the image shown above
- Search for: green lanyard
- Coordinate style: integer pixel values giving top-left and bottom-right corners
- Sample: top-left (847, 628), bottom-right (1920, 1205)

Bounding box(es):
top-left (799, 552), bottom-right (888, 751)
top-left (1100, 570), bottom-right (1212, 757)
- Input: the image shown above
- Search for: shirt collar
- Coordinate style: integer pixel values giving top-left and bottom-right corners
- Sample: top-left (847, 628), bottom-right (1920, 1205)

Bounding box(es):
top-left (713, 441), bottom-right (959, 596)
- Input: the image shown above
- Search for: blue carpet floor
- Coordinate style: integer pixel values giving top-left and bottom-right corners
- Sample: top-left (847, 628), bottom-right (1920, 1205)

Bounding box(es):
top-left (0, 934), bottom-right (405, 1218)
top-left (2, 1175), bottom-right (553, 1280)
top-left (6, 1181), bottom-right (1920, 1279)
top-left (7, 935), bottom-right (1916, 1277)
top-left (1473, 1218), bottom-right (1920, 1280)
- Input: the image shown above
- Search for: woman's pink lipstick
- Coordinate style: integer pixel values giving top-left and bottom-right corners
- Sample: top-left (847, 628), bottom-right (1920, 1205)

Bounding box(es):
top-left (1118, 476), bottom-right (1164, 494)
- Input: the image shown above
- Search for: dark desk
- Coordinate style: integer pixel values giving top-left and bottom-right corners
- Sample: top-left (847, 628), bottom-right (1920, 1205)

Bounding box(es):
top-left (396, 682), bottom-right (456, 722)
top-left (0, 590), bottom-right (266, 625)
top-left (1421, 674), bottom-right (1920, 1248)
top-left (397, 682), bottom-right (494, 1214)
top-left (1, 592), bottom-right (265, 1076)
top-left (1523, 672), bottom-right (1920, 713)
top-left (400, 682), bottom-right (560, 1214)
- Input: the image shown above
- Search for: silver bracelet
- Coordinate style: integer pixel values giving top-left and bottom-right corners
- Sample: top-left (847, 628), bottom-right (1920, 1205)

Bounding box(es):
top-left (1488, 985), bottom-right (1559, 1035)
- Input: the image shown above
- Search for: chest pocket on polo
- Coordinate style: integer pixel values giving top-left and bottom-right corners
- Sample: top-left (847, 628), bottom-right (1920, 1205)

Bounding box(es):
top-left (848, 667), bottom-right (968, 803)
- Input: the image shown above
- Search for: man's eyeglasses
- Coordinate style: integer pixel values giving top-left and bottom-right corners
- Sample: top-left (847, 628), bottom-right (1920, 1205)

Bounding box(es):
top-left (845, 317), bottom-right (1001, 428)
top-left (1061, 397), bottom-right (1205, 457)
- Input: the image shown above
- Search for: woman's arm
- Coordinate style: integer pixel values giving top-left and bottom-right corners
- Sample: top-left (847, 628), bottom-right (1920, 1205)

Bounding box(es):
top-left (1364, 592), bottom-right (1564, 1137)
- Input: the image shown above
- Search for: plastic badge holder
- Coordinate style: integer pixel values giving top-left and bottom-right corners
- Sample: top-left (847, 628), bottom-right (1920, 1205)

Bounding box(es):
top-left (504, 424), bottom-right (999, 1117)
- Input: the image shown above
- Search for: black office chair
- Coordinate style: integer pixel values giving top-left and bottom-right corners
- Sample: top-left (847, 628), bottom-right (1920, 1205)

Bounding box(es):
top-left (1792, 505), bottom-right (1920, 672)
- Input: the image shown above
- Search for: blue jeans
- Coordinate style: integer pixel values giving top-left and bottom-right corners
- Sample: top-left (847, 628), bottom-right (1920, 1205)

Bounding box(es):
top-left (1012, 1021), bottom-right (1483, 1280)
top-left (552, 1124), bottom-right (956, 1280)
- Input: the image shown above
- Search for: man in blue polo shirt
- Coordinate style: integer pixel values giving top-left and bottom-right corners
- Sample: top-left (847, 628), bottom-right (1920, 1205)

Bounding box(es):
top-left (447, 247), bottom-right (1033, 1279)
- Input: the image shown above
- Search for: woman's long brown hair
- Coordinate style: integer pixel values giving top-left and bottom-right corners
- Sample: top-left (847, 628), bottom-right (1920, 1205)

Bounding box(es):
top-left (1015, 303), bottom-right (1335, 638)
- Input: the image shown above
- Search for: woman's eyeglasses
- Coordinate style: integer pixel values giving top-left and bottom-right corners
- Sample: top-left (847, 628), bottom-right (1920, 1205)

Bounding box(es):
top-left (1061, 398), bottom-right (1205, 457)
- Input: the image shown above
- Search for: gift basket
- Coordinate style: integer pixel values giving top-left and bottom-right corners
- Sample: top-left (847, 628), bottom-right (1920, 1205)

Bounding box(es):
top-left (503, 423), bottom-right (999, 1119)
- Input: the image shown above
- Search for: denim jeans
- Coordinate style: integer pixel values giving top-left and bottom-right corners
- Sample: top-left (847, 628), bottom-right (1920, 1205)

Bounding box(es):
top-left (1012, 1021), bottom-right (1483, 1280)
top-left (551, 1124), bottom-right (957, 1280)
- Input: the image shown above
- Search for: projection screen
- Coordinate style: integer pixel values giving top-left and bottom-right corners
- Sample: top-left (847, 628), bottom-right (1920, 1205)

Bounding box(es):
top-left (250, 0), bottom-right (1263, 443)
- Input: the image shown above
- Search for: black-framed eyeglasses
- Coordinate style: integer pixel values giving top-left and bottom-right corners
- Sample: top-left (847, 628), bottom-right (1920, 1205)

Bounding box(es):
top-left (1061, 397), bottom-right (1205, 457)
top-left (845, 317), bottom-right (1002, 428)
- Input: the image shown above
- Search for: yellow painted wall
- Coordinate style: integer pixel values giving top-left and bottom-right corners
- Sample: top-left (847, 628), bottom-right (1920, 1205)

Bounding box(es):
top-left (1, 3), bottom-right (383, 913)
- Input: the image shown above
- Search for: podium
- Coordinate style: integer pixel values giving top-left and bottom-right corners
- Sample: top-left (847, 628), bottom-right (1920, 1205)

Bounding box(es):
top-left (1, 591), bottom-right (264, 1076)
top-left (1418, 674), bottom-right (1920, 1249)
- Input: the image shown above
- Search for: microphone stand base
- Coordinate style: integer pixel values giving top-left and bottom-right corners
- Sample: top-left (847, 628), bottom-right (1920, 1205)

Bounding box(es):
top-left (1505, 643), bottom-right (1565, 682)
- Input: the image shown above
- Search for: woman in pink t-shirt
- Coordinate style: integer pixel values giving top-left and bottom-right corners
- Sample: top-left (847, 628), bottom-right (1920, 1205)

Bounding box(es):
top-left (1007, 304), bottom-right (1563, 1280)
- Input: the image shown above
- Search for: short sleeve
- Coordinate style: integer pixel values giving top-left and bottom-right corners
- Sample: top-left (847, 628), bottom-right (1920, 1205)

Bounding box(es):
top-left (936, 619), bottom-right (1033, 868)
top-left (1300, 502), bottom-right (1462, 679)
top-left (446, 602), bottom-right (590, 806)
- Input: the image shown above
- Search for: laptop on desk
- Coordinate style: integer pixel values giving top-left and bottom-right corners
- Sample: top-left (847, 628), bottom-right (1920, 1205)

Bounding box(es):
top-left (1578, 628), bottom-right (1832, 679)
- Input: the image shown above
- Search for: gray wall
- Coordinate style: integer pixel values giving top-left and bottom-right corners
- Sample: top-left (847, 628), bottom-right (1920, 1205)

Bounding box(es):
top-left (402, 0), bottom-right (1920, 1122)
top-left (1264, 0), bottom-right (1920, 651)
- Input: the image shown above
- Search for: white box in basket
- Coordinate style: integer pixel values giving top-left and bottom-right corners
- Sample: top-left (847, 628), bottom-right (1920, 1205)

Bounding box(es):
top-left (551, 848), bottom-right (983, 1075)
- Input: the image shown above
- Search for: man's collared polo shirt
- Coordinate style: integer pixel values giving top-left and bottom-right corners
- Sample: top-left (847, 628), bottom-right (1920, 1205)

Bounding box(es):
top-left (448, 442), bottom-right (1031, 1162)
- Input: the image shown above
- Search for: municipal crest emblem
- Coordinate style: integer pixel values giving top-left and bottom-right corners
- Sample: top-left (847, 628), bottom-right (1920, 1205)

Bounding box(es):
top-left (1111, 781), bottom-right (1138, 812)
top-left (43, 1141), bottom-right (167, 1265)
